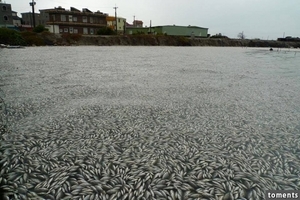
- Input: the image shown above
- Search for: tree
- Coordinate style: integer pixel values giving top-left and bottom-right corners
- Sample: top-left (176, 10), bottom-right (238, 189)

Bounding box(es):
top-left (33, 25), bottom-right (48, 33)
top-left (237, 32), bottom-right (246, 39)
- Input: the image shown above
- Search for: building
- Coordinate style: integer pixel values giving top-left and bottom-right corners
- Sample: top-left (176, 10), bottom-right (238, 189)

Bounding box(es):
top-left (12, 11), bottom-right (22, 27)
top-left (0, 1), bottom-right (14, 28)
top-left (153, 25), bottom-right (208, 37)
top-left (39, 6), bottom-right (107, 34)
top-left (133, 20), bottom-right (143, 27)
top-left (126, 25), bottom-right (208, 37)
top-left (21, 12), bottom-right (41, 27)
top-left (126, 20), bottom-right (143, 28)
top-left (106, 16), bottom-right (126, 33)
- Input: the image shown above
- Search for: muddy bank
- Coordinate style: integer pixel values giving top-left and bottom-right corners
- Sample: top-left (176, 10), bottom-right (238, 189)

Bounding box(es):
top-left (52, 35), bottom-right (300, 48)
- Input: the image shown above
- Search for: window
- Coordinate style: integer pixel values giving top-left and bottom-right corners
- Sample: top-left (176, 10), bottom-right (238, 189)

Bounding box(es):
top-left (3, 16), bottom-right (8, 21)
top-left (61, 15), bottom-right (66, 21)
top-left (69, 27), bottom-right (73, 33)
top-left (83, 28), bottom-right (88, 34)
top-left (74, 29), bottom-right (78, 34)
top-left (69, 15), bottom-right (72, 22)
top-left (64, 28), bottom-right (68, 32)
top-left (90, 17), bottom-right (93, 23)
top-left (59, 29), bottom-right (63, 33)
top-left (83, 16), bottom-right (87, 23)
top-left (73, 16), bottom-right (77, 22)
top-left (90, 28), bottom-right (94, 35)
top-left (118, 19), bottom-right (120, 23)
top-left (2, 6), bottom-right (6, 11)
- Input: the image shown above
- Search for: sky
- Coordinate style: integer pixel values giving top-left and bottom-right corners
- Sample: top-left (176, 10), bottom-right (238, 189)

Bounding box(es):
top-left (4, 0), bottom-right (299, 40)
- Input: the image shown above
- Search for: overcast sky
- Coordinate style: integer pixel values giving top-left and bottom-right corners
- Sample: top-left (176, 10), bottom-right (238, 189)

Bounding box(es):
top-left (5, 0), bottom-right (299, 40)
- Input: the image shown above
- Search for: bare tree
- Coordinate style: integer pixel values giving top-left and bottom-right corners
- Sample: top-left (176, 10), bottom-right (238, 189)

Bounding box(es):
top-left (237, 32), bottom-right (246, 39)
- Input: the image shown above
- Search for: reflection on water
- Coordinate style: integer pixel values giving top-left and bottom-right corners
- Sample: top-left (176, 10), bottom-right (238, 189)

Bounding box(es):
top-left (0, 47), bottom-right (299, 199)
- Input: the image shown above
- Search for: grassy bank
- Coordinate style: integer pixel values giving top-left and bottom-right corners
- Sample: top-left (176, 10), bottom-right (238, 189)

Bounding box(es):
top-left (1, 28), bottom-right (300, 48)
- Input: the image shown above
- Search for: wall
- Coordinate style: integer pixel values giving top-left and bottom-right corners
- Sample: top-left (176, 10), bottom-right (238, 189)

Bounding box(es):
top-left (0, 3), bottom-right (13, 26)
top-left (159, 26), bottom-right (208, 37)
top-left (107, 16), bottom-right (126, 33)
top-left (126, 27), bottom-right (150, 35)
top-left (21, 12), bottom-right (42, 26)
top-left (45, 24), bottom-right (59, 33)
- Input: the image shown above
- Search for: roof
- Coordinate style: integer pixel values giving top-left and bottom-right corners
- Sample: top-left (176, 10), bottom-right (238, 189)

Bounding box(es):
top-left (155, 25), bottom-right (208, 29)
top-left (39, 7), bottom-right (107, 16)
top-left (13, 16), bottom-right (21, 20)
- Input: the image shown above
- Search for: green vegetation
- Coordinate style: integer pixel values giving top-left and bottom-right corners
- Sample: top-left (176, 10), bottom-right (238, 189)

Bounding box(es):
top-left (33, 25), bottom-right (48, 33)
top-left (97, 27), bottom-right (115, 35)
top-left (20, 31), bottom-right (45, 46)
top-left (210, 33), bottom-right (229, 39)
top-left (132, 31), bottom-right (147, 35)
top-left (0, 28), bottom-right (26, 45)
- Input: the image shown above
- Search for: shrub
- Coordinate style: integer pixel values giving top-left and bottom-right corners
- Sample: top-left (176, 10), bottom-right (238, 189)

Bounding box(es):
top-left (0, 28), bottom-right (26, 45)
top-left (210, 33), bottom-right (229, 39)
top-left (97, 27), bottom-right (115, 35)
top-left (33, 25), bottom-right (48, 33)
top-left (20, 31), bottom-right (45, 46)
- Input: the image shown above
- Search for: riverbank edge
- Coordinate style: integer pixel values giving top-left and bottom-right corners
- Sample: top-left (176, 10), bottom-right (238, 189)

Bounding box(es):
top-left (3, 32), bottom-right (300, 48)
top-left (45, 34), bottom-right (300, 48)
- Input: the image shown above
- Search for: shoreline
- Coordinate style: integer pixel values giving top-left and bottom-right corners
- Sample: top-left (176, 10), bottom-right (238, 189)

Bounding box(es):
top-left (65, 35), bottom-right (300, 48)
top-left (2, 30), bottom-right (300, 48)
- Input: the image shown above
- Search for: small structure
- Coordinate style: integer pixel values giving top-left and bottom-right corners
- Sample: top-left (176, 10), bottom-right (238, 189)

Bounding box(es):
top-left (133, 20), bottom-right (143, 27)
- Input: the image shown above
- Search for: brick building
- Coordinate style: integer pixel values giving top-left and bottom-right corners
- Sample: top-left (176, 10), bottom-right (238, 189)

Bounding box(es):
top-left (39, 6), bottom-right (107, 34)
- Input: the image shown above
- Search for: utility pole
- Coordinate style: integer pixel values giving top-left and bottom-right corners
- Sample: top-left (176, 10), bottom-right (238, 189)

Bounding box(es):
top-left (29, 0), bottom-right (36, 28)
top-left (133, 15), bottom-right (135, 27)
top-left (29, 11), bottom-right (32, 28)
top-left (113, 5), bottom-right (118, 33)
top-left (52, 15), bottom-right (55, 33)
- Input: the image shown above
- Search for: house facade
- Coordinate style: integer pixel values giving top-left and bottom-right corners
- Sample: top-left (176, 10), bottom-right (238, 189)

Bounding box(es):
top-left (39, 7), bottom-right (107, 34)
top-left (21, 12), bottom-right (42, 26)
top-left (12, 11), bottom-right (21, 27)
top-left (0, 2), bottom-right (13, 28)
top-left (133, 20), bottom-right (143, 27)
top-left (106, 16), bottom-right (126, 34)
